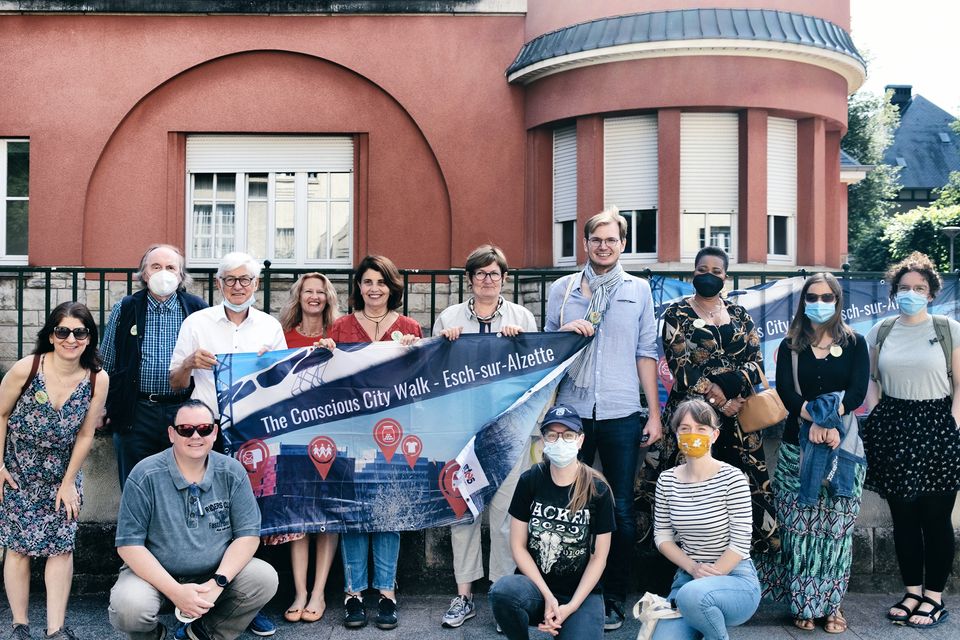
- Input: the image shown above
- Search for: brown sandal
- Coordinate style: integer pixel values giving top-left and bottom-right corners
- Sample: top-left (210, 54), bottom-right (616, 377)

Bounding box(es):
top-left (825, 609), bottom-right (848, 634)
top-left (793, 618), bottom-right (815, 631)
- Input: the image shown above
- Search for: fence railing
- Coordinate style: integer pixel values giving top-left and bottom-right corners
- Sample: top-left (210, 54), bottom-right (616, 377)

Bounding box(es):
top-left (0, 262), bottom-right (915, 362)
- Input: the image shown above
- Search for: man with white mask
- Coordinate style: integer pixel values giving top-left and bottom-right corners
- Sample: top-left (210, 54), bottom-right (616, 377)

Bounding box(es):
top-left (170, 252), bottom-right (286, 424)
top-left (101, 244), bottom-right (207, 488)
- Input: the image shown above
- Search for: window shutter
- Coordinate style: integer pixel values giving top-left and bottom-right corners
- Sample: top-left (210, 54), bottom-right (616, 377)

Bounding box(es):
top-left (767, 117), bottom-right (797, 217)
top-left (186, 136), bottom-right (354, 173)
top-left (604, 115), bottom-right (658, 210)
top-left (680, 113), bottom-right (738, 213)
top-left (553, 126), bottom-right (577, 221)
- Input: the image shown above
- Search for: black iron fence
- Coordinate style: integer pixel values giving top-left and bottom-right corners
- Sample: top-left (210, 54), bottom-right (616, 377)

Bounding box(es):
top-left (0, 263), bottom-right (899, 361)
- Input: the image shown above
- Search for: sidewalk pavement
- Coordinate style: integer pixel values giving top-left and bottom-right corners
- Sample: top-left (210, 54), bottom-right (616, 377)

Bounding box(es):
top-left (3, 592), bottom-right (956, 640)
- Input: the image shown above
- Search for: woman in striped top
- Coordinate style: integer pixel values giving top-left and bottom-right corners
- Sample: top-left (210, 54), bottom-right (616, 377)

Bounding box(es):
top-left (653, 399), bottom-right (761, 640)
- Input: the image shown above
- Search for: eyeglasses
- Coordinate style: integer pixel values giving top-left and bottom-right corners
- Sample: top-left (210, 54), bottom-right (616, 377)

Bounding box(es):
top-left (804, 293), bottom-right (837, 304)
top-left (542, 430), bottom-right (579, 443)
top-left (188, 483), bottom-right (205, 518)
top-left (897, 284), bottom-right (930, 294)
top-left (221, 276), bottom-right (255, 288)
top-left (472, 270), bottom-right (503, 282)
top-left (173, 423), bottom-right (216, 438)
top-left (587, 237), bottom-right (621, 248)
top-left (52, 327), bottom-right (91, 340)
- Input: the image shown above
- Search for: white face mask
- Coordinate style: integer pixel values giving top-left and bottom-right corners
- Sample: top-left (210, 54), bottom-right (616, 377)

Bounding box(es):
top-left (147, 270), bottom-right (180, 298)
top-left (543, 439), bottom-right (579, 468)
top-left (223, 294), bottom-right (256, 313)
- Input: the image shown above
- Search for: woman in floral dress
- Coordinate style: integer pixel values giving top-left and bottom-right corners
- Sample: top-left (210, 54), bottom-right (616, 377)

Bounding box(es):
top-left (0, 302), bottom-right (108, 640)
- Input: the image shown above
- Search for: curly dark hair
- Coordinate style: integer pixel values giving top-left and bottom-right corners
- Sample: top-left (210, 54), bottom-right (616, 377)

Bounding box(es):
top-left (886, 251), bottom-right (941, 300)
top-left (34, 301), bottom-right (102, 371)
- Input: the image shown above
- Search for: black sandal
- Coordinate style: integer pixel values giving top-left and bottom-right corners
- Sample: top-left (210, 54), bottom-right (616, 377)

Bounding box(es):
top-left (907, 596), bottom-right (949, 629)
top-left (887, 592), bottom-right (923, 622)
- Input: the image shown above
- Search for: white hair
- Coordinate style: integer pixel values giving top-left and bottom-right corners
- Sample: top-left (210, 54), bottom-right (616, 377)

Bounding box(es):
top-left (217, 252), bottom-right (262, 279)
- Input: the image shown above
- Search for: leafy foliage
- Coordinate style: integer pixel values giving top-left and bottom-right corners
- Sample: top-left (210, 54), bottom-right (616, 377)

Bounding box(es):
top-left (881, 205), bottom-right (960, 270)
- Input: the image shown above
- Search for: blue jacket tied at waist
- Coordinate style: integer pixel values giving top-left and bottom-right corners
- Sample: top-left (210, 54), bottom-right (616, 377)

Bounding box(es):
top-left (798, 391), bottom-right (866, 506)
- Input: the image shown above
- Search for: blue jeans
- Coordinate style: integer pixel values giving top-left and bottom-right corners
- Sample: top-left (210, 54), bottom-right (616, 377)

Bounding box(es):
top-left (579, 411), bottom-right (643, 601)
top-left (489, 574), bottom-right (604, 640)
top-left (340, 531), bottom-right (400, 593)
top-left (652, 559), bottom-right (761, 640)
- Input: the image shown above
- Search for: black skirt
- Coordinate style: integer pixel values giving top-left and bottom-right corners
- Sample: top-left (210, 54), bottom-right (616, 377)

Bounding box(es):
top-left (863, 396), bottom-right (960, 499)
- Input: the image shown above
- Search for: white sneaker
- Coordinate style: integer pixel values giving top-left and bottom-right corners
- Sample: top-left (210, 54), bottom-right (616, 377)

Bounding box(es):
top-left (441, 595), bottom-right (476, 628)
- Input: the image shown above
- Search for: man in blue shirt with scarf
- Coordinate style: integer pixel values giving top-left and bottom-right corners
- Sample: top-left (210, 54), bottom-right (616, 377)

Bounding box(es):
top-left (545, 207), bottom-right (663, 630)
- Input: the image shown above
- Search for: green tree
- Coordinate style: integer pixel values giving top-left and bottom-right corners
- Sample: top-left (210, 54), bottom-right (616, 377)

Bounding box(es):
top-left (934, 171), bottom-right (960, 208)
top-left (843, 90), bottom-right (901, 269)
top-left (881, 205), bottom-right (960, 269)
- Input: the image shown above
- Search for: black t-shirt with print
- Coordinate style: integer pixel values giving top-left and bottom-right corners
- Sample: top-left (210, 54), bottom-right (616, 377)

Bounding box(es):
top-left (508, 463), bottom-right (616, 597)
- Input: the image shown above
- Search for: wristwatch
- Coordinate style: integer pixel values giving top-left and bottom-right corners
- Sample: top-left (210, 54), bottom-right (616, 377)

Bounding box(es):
top-left (213, 573), bottom-right (230, 588)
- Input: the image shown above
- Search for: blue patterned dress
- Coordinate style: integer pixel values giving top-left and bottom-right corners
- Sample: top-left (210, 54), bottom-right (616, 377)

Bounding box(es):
top-left (0, 361), bottom-right (91, 556)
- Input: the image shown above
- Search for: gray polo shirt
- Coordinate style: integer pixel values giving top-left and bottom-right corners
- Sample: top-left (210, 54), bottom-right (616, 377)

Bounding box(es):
top-left (116, 448), bottom-right (261, 578)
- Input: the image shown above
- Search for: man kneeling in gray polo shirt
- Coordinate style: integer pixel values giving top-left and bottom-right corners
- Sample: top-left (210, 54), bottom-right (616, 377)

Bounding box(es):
top-left (108, 400), bottom-right (278, 640)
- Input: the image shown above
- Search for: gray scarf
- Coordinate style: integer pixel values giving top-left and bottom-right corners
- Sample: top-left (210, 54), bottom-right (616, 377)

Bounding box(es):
top-left (566, 261), bottom-right (624, 389)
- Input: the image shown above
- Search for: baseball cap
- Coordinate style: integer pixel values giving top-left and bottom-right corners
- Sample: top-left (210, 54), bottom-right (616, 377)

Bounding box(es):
top-left (540, 403), bottom-right (583, 433)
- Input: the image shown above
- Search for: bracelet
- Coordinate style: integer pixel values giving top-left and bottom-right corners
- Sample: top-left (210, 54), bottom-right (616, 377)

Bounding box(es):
top-left (721, 399), bottom-right (732, 410)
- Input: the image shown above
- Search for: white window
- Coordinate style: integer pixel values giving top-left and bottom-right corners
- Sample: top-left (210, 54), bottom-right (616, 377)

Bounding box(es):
top-left (604, 115), bottom-right (658, 260)
top-left (185, 136), bottom-right (353, 266)
top-left (0, 139), bottom-right (29, 264)
top-left (767, 117), bottom-right (797, 263)
top-left (680, 113), bottom-right (738, 261)
top-left (553, 125), bottom-right (578, 266)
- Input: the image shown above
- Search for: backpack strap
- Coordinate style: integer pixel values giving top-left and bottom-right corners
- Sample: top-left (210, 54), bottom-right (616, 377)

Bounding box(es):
top-left (89, 367), bottom-right (97, 397)
top-left (18, 353), bottom-right (42, 399)
top-left (558, 273), bottom-right (579, 327)
top-left (871, 317), bottom-right (897, 384)
top-left (932, 315), bottom-right (953, 388)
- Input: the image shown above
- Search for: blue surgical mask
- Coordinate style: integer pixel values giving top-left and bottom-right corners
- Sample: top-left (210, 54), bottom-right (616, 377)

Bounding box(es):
top-left (804, 301), bottom-right (836, 324)
top-left (223, 294), bottom-right (256, 313)
top-left (896, 290), bottom-right (928, 316)
top-left (543, 439), bottom-right (579, 468)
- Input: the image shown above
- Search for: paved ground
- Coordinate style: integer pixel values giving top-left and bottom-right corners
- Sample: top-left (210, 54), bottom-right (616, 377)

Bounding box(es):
top-left (3, 592), bottom-right (957, 640)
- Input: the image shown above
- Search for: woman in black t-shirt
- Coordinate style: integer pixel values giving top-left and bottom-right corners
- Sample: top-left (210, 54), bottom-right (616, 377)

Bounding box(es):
top-left (489, 404), bottom-right (615, 640)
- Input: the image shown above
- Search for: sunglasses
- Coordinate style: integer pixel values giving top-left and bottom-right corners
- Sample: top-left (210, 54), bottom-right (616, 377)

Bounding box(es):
top-left (804, 293), bottom-right (836, 304)
top-left (52, 326), bottom-right (91, 340)
top-left (173, 423), bottom-right (216, 438)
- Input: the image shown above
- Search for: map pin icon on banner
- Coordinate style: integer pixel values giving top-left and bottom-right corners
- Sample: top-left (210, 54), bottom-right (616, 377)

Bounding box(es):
top-left (373, 418), bottom-right (403, 462)
top-left (439, 460), bottom-right (468, 518)
top-left (236, 439), bottom-right (270, 497)
top-left (400, 435), bottom-right (423, 469)
top-left (308, 436), bottom-right (337, 480)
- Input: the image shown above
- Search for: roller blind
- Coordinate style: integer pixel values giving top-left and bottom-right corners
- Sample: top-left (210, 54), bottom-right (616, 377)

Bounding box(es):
top-left (186, 135), bottom-right (354, 173)
top-left (767, 117), bottom-right (797, 217)
top-left (680, 113), bottom-right (738, 213)
top-left (604, 115), bottom-right (658, 210)
top-left (553, 126), bottom-right (577, 221)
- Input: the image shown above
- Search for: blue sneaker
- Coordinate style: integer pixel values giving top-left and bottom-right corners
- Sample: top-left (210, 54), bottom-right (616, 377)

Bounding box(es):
top-left (247, 612), bottom-right (276, 637)
top-left (172, 623), bottom-right (187, 640)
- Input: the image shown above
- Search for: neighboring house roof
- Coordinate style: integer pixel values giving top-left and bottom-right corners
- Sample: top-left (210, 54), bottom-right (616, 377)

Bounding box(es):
top-left (883, 92), bottom-right (960, 190)
top-left (507, 8), bottom-right (865, 84)
top-left (840, 149), bottom-right (872, 184)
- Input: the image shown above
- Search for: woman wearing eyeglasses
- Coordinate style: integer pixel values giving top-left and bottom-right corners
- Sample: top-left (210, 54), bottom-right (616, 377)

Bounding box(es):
top-left (762, 273), bottom-right (868, 633)
top-left (650, 246), bottom-right (778, 558)
top-left (489, 404), bottom-right (614, 640)
top-left (0, 302), bottom-right (108, 640)
top-left (433, 245), bottom-right (537, 630)
top-left (864, 252), bottom-right (960, 629)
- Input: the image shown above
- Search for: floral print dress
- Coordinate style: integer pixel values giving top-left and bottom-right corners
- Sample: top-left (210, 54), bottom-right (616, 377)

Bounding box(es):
top-left (0, 361), bottom-right (91, 556)
top-left (641, 298), bottom-right (779, 554)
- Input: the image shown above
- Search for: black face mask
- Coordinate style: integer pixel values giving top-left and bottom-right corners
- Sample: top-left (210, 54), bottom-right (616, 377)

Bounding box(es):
top-left (692, 273), bottom-right (724, 298)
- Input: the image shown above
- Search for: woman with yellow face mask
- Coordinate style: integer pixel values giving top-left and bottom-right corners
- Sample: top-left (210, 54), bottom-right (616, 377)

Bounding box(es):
top-left (651, 399), bottom-right (761, 640)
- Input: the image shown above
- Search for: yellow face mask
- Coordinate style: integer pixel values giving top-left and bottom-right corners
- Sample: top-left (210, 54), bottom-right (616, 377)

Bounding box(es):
top-left (677, 432), bottom-right (712, 458)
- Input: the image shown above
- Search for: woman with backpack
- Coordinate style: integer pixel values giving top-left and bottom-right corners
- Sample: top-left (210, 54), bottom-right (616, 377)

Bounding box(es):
top-left (865, 252), bottom-right (960, 629)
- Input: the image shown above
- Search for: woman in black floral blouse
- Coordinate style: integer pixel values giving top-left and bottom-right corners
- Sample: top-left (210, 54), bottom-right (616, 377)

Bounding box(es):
top-left (651, 246), bottom-right (778, 555)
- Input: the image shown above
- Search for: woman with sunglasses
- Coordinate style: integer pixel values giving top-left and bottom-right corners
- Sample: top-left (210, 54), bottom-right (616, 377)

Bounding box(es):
top-left (762, 273), bottom-right (868, 633)
top-left (271, 272), bottom-right (340, 623)
top-left (433, 245), bottom-right (537, 630)
top-left (0, 302), bottom-right (108, 640)
top-left (864, 252), bottom-right (960, 629)
top-left (327, 255), bottom-right (422, 630)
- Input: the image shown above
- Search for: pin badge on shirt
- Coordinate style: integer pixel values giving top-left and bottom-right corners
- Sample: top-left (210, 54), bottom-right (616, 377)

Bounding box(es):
top-left (829, 345), bottom-right (843, 357)
top-left (130, 325), bottom-right (138, 336)
top-left (391, 330), bottom-right (403, 342)
top-left (693, 318), bottom-right (707, 329)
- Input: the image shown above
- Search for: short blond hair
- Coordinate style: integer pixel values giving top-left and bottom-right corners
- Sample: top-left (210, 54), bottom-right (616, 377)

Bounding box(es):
top-left (584, 206), bottom-right (627, 240)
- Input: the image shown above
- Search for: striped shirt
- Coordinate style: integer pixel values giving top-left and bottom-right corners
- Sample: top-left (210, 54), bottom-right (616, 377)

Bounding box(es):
top-left (654, 462), bottom-right (752, 563)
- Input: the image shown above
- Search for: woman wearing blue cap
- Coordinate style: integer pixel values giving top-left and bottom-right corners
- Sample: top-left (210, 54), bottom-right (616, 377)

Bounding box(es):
top-left (489, 403), bottom-right (615, 640)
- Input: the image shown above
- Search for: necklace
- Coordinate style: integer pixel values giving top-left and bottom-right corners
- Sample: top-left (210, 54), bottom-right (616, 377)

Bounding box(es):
top-left (360, 309), bottom-right (391, 340)
top-left (296, 323), bottom-right (324, 338)
top-left (690, 296), bottom-right (724, 327)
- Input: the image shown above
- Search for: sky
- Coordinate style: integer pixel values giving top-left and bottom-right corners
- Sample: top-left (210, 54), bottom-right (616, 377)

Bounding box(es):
top-left (850, 0), bottom-right (960, 115)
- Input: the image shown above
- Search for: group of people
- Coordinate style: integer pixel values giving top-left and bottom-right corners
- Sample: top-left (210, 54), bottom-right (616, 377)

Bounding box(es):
top-left (0, 206), bottom-right (957, 640)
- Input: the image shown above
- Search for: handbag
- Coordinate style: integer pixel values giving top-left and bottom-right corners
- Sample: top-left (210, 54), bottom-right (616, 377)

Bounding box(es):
top-left (632, 592), bottom-right (681, 640)
top-left (737, 366), bottom-right (787, 433)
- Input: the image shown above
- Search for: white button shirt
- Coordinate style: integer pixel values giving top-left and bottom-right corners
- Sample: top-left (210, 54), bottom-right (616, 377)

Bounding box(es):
top-left (169, 304), bottom-right (286, 418)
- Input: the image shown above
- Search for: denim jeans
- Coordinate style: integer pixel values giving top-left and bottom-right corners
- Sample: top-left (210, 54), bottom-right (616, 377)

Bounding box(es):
top-left (340, 531), bottom-right (400, 593)
top-left (489, 574), bottom-right (604, 640)
top-left (652, 559), bottom-right (761, 640)
top-left (579, 411), bottom-right (643, 601)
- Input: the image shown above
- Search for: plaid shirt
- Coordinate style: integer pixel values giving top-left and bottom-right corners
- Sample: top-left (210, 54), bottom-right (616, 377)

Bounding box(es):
top-left (101, 293), bottom-right (186, 395)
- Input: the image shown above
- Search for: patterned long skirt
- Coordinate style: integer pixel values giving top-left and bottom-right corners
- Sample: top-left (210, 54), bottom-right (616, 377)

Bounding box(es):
top-left (759, 442), bottom-right (864, 618)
